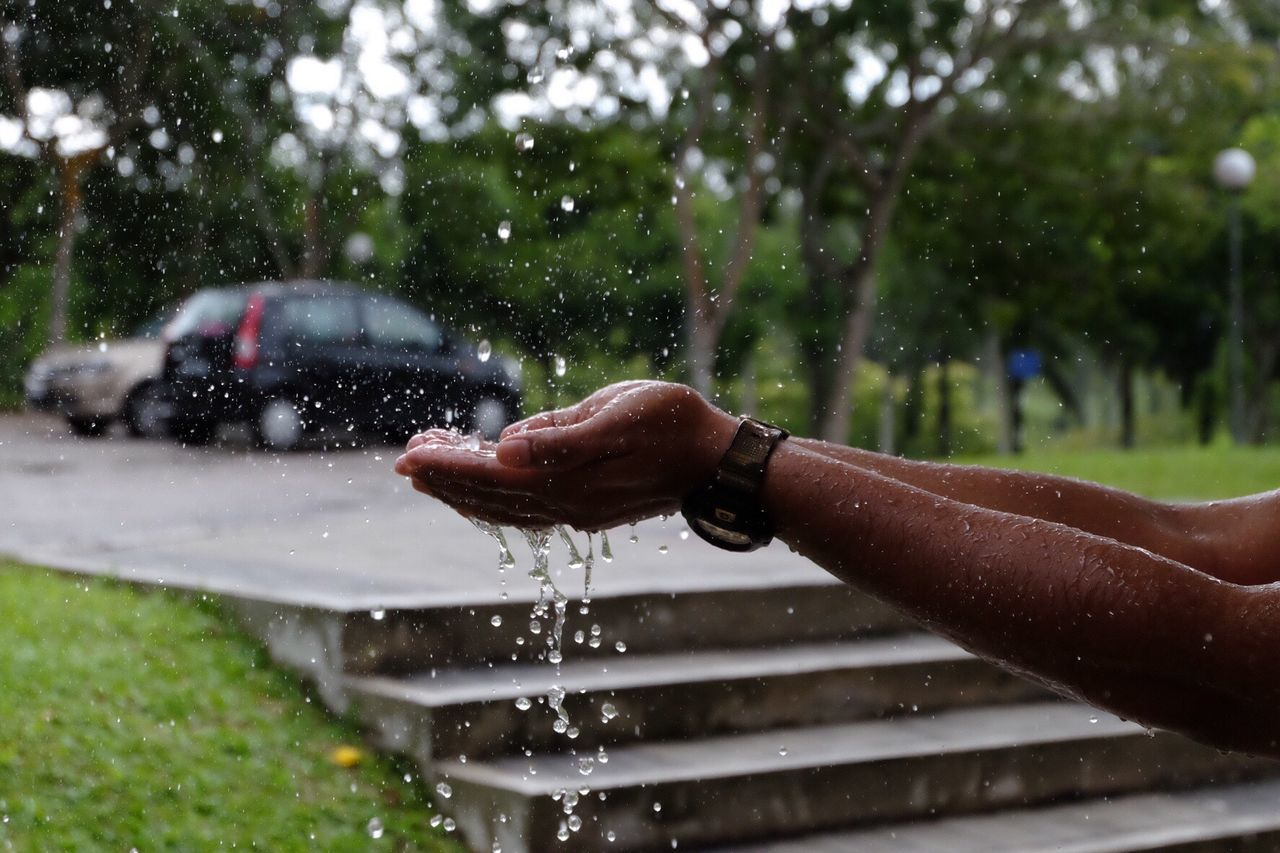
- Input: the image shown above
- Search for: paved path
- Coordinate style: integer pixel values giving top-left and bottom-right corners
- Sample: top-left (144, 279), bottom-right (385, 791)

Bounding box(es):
top-left (0, 414), bottom-right (831, 610)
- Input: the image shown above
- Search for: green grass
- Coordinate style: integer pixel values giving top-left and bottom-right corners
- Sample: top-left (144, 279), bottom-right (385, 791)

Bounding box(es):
top-left (0, 563), bottom-right (465, 852)
top-left (955, 444), bottom-right (1280, 501)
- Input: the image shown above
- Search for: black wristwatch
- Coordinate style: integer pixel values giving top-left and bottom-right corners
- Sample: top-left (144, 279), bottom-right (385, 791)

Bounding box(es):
top-left (681, 417), bottom-right (788, 552)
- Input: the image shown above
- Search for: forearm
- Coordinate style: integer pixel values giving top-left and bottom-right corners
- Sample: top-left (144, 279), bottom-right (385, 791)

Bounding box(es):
top-left (792, 438), bottom-right (1220, 577)
top-left (762, 441), bottom-right (1280, 756)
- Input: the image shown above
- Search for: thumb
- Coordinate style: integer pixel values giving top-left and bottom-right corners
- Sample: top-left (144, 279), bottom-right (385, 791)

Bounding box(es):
top-left (496, 421), bottom-right (612, 470)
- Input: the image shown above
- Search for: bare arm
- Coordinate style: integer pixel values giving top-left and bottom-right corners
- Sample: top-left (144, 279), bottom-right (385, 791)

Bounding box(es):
top-left (795, 439), bottom-right (1280, 586)
top-left (396, 382), bottom-right (1280, 757)
top-left (763, 440), bottom-right (1280, 757)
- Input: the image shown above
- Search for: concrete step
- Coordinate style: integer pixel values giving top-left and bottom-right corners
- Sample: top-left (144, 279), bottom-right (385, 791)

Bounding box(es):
top-left (224, 582), bottom-right (912, 708)
top-left (726, 776), bottom-right (1280, 852)
top-left (347, 634), bottom-right (1050, 761)
top-left (434, 702), bottom-right (1270, 853)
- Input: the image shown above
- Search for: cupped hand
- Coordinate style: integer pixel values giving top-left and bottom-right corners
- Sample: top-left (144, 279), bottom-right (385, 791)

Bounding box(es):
top-left (394, 381), bottom-right (737, 530)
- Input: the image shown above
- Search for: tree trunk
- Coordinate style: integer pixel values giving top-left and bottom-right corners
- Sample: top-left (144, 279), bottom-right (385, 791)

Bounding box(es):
top-left (48, 152), bottom-right (96, 346)
top-left (985, 324), bottom-right (1014, 455)
top-left (877, 375), bottom-right (896, 455)
top-left (817, 265), bottom-right (878, 442)
top-left (937, 359), bottom-right (953, 458)
top-left (1119, 360), bottom-right (1136, 449)
top-left (686, 304), bottom-right (719, 399)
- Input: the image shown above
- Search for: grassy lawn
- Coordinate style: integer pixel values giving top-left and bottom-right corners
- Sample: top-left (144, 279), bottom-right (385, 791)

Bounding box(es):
top-left (0, 563), bottom-right (464, 852)
top-left (956, 443), bottom-right (1280, 501)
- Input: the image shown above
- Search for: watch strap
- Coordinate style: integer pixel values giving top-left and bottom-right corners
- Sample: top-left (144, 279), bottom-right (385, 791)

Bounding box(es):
top-left (714, 417), bottom-right (789, 494)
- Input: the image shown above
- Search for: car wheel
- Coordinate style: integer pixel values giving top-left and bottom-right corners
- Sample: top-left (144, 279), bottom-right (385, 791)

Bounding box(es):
top-left (255, 397), bottom-right (305, 451)
top-left (173, 417), bottom-right (216, 446)
top-left (67, 415), bottom-right (108, 438)
top-left (471, 394), bottom-right (515, 441)
top-left (123, 382), bottom-right (169, 438)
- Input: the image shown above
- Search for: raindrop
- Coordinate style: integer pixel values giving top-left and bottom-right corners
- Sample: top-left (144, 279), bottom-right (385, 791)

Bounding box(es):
top-left (436, 782), bottom-right (453, 799)
top-left (527, 67), bottom-right (545, 85)
top-left (568, 814), bottom-right (583, 832)
top-left (211, 129), bottom-right (224, 143)
top-left (554, 356), bottom-right (567, 377)
top-left (779, 746), bottom-right (788, 756)
top-left (614, 641), bottom-right (627, 653)
top-left (497, 221), bottom-right (511, 242)
top-left (370, 608), bottom-right (387, 621)
top-left (1089, 715), bottom-right (1099, 724)
top-left (478, 340), bottom-right (493, 362)
top-left (515, 697), bottom-right (532, 711)
top-left (515, 132), bottom-right (535, 151)
top-left (557, 826), bottom-right (570, 842)
top-left (560, 195), bottom-right (575, 212)
top-left (657, 544), bottom-right (669, 555)
top-left (98, 341), bottom-right (108, 353)
top-left (601, 703), bottom-right (619, 721)
top-left (490, 614), bottom-right (503, 627)
top-left (444, 818), bottom-right (456, 832)
top-left (607, 831), bottom-right (617, 842)
top-left (629, 523), bottom-right (638, 544)
top-left (366, 818), bottom-right (385, 839)
top-left (577, 756), bottom-right (594, 776)
top-left (556, 45), bottom-right (573, 60)
top-left (679, 529), bottom-right (690, 541)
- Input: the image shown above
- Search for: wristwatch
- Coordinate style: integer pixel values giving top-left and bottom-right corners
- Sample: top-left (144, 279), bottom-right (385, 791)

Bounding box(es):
top-left (681, 416), bottom-right (788, 552)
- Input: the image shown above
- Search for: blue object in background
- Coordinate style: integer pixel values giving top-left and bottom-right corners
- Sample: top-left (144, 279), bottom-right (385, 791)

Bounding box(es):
top-left (1007, 348), bottom-right (1043, 382)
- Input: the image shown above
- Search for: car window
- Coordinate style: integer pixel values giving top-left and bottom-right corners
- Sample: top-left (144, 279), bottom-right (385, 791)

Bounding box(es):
top-left (363, 299), bottom-right (442, 353)
top-left (165, 291), bottom-right (249, 339)
top-left (280, 296), bottom-right (362, 345)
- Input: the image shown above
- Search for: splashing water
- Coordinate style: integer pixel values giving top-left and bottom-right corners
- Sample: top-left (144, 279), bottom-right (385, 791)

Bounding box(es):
top-left (471, 519), bottom-right (517, 571)
top-left (600, 531), bottom-right (613, 563)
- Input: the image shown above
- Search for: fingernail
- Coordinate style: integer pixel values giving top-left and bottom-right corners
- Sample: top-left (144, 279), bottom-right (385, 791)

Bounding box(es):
top-left (497, 437), bottom-right (532, 467)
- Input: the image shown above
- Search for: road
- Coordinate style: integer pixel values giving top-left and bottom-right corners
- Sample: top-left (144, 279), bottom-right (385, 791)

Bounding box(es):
top-left (0, 414), bottom-right (830, 611)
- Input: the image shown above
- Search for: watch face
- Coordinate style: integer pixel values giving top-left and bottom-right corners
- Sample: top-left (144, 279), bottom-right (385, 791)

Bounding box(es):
top-left (693, 518), bottom-right (754, 547)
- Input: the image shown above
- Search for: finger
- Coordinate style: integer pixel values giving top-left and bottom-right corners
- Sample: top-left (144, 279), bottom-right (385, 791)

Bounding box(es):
top-left (495, 417), bottom-right (629, 470)
top-left (417, 479), bottom-right (558, 527)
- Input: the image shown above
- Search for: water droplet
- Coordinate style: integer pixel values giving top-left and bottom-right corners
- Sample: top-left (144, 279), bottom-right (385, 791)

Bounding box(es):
top-left (556, 45), bottom-right (573, 60)
top-left (577, 756), bottom-right (594, 775)
top-left (1089, 715), bottom-right (1099, 724)
top-left (443, 818), bottom-right (456, 832)
top-left (554, 356), bottom-right (567, 377)
top-left (490, 614), bottom-right (503, 627)
top-left (557, 826), bottom-right (570, 842)
top-left (478, 340), bottom-right (493, 362)
top-left (574, 630), bottom-right (585, 644)
top-left (527, 67), bottom-right (545, 85)
top-left (366, 817), bottom-right (385, 839)
top-left (607, 830), bottom-right (617, 842)
top-left (436, 781), bottom-right (453, 799)
top-left (568, 814), bottom-right (583, 832)
top-left (657, 544), bottom-right (669, 555)
top-left (211, 129), bottom-right (224, 143)
top-left (515, 132), bottom-right (535, 151)
top-left (497, 221), bottom-right (511, 242)
top-left (98, 341), bottom-right (108, 353)
top-left (515, 697), bottom-right (532, 710)
top-left (601, 703), bottom-right (619, 721)
top-left (370, 608), bottom-right (386, 621)
top-left (679, 529), bottom-right (690, 541)
top-left (548, 649), bottom-right (563, 664)
top-left (560, 195), bottom-right (575, 212)
top-left (529, 620), bottom-right (542, 635)
top-left (614, 641), bottom-right (627, 653)
top-left (653, 802), bottom-right (662, 813)
top-left (779, 746), bottom-right (788, 756)
top-left (600, 531), bottom-right (613, 562)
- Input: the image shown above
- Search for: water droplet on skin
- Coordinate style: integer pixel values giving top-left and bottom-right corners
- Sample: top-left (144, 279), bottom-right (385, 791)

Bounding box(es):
top-left (554, 356), bottom-right (567, 377)
top-left (490, 614), bottom-right (503, 627)
top-left (497, 221), bottom-right (511, 242)
top-left (478, 340), bottom-right (493, 362)
top-left (574, 630), bottom-right (585, 643)
top-left (515, 697), bottom-right (532, 710)
top-left (1089, 715), bottom-right (1099, 724)
top-left (657, 544), bottom-right (669, 555)
top-left (370, 608), bottom-right (386, 621)
top-left (367, 818), bottom-right (385, 839)
top-left (436, 782), bottom-right (453, 799)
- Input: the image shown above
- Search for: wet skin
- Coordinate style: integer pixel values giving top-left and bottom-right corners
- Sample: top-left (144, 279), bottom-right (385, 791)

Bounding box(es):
top-left (396, 380), bottom-right (1280, 759)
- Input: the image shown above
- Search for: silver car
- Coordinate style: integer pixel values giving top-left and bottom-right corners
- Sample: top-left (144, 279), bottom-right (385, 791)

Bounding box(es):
top-left (24, 314), bottom-right (171, 438)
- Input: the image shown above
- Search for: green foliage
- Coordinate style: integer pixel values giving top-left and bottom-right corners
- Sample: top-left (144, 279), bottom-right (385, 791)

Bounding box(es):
top-left (0, 564), bottom-right (462, 852)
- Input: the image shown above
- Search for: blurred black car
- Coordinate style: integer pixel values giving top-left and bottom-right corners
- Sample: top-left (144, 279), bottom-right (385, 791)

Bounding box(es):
top-left (160, 281), bottom-right (521, 449)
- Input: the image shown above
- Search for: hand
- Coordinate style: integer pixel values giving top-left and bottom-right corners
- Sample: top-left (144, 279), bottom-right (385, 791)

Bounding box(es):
top-left (394, 381), bottom-right (737, 530)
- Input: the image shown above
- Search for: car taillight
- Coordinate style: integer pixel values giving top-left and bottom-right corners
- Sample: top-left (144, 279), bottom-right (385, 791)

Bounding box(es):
top-left (234, 295), bottom-right (266, 369)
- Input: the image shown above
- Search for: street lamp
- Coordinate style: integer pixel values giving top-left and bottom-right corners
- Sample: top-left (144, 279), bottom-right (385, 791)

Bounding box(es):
top-left (1213, 147), bottom-right (1256, 444)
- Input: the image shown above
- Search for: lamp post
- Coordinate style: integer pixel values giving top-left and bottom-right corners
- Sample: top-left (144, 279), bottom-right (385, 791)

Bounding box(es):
top-left (1213, 147), bottom-right (1256, 444)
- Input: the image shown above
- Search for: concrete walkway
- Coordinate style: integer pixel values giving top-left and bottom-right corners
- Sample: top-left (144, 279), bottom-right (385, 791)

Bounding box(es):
top-left (0, 414), bottom-right (832, 610)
